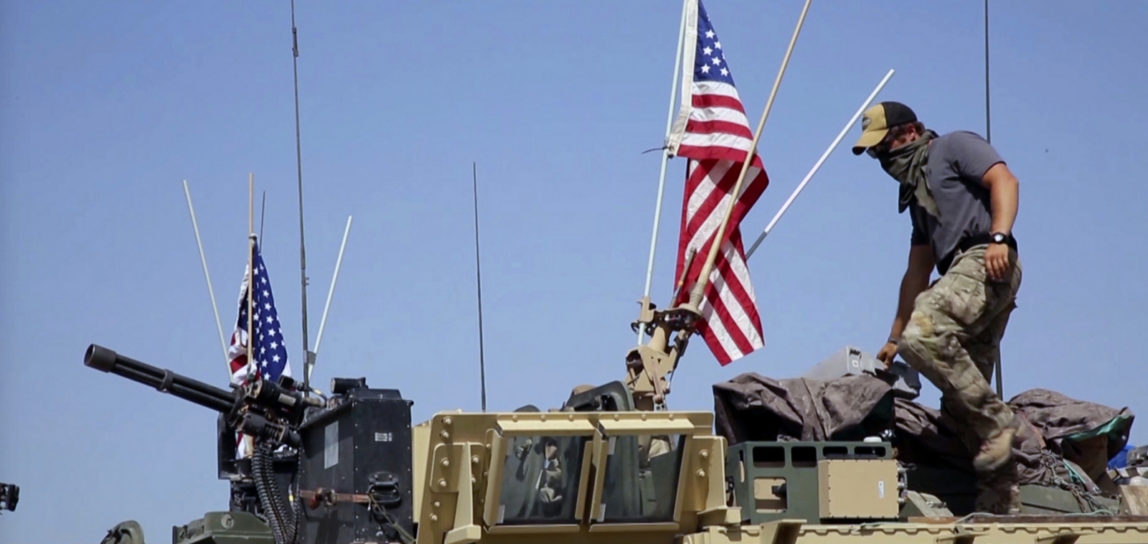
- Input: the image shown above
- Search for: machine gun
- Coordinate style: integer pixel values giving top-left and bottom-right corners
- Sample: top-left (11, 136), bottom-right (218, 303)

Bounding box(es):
top-left (85, 343), bottom-right (320, 543)
top-left (85, 344), bottom-right (314, 449)
top-left (83, 344), bottom-right (415, 544)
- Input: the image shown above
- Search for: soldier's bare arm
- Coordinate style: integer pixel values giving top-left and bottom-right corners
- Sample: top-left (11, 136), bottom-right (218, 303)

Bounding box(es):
top-left (981, 162), bottom-right (1019, 281)
top-left (877, 243), bottom-right (934, 364)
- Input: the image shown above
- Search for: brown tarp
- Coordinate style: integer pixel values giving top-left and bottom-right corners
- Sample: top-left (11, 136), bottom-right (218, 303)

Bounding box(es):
top-left (713, 372), bottom-right (1133, 489)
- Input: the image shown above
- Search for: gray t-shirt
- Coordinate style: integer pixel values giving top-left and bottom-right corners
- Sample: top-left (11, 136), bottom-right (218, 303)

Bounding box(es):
top-left (908, 130), bottom-right (1004, 267)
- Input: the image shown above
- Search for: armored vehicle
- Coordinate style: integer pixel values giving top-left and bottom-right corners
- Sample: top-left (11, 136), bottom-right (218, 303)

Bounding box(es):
top-left (85, 333), bottom-right (1148, 544)
top-left (77, 1), bottom-right (1147, 541)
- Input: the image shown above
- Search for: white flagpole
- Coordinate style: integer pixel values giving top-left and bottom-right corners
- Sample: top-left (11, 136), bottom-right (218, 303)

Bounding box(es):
top-left (746, 69), bottom-right (896, 259)
top-left (183, 180), bottom-right (230, 370)
top-left (311, 215), bottom-right (352, 371)
top-left (638, 0), bottom-right (690, 344)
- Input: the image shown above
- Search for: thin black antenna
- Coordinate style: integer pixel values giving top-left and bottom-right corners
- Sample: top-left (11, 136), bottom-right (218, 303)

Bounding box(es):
top-left (984, 0), bottom-right (1004, 400)
top-left (290, 0), bottom-right (313, 393)
top-left (984, 0), bottom-right (992, 144)
top-left (472, 162), bottom-right (488, 411)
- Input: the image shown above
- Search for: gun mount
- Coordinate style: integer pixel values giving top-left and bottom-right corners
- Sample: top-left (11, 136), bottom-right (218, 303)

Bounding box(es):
top-left (84, 344), bottom-right (319, 542)
top-left (83, 344), bottom-right (415, 544)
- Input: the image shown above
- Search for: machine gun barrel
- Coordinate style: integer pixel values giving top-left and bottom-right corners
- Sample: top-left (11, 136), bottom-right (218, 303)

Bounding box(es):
top-left (84, 344), bottom-right (235, 413)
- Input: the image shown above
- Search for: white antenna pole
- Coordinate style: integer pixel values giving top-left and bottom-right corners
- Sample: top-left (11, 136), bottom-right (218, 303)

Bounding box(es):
top-left (183, 180), bottom-right (230, 369)
top-left (310, 215), bottom-right (352, 379)
top-left (746, 69), bottom-right (895, 259)
top-left (638, 0), bottom-right (689, 345)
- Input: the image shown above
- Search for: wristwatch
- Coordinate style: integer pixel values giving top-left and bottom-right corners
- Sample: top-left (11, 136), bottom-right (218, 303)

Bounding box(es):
top-left (990, 232), bottom-right (1009, 244)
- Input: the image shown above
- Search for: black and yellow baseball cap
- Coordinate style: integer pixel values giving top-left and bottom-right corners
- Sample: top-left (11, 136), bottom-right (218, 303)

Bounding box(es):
top-left (851, 101), bottom-right (918, 155)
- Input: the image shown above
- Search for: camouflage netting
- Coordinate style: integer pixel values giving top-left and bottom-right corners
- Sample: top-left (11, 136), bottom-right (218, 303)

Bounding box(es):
top-left (713, 373), bottom-right (1135, 494)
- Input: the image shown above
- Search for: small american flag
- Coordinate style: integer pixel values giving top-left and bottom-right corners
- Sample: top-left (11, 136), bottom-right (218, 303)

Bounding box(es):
top-left (666, 0), bottom-right (767, 365)
top-left (227, 239), bottom-right (291, 386)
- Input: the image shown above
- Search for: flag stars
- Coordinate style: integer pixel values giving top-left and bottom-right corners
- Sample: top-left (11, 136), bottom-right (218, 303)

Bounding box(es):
top-left (711, 57), bottom-right (722, 66)
top-left (231, 247), bottom-right (290, 383)
top-left (715, 41), bottom-right (722, 49)
top-left (703, 46), bottom-right (713, 55)
top-left (701, 65), bottom-right (711, 74)
top-left (705, 29), bottom-right (715, 39)
top-left (721, 67), bottom-right (729, 76)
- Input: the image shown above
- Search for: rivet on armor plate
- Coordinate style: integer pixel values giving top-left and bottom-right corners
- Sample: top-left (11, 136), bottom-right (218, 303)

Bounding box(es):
top-left (430, 513), bottom-right (439, 522)
top-left (440, 430), bottom-right (450, 440)
top-left (700, 449), bottom-right (709, 459)
top-left (696, 469), bottom-right (706, 478)
top-left (433, 500), bottom-right (441, 509)
top-left (438, 478), bottom-right (448, 488)
top-left (471, 455), bottom-right (480, 465)
top-left (444, 417), bottom-right (453, 426)
top-left (441, 458), bottom-right (451, 467)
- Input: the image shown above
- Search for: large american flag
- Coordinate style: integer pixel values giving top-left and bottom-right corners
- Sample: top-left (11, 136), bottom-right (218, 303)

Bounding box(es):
top-left (227, 239), bottom-right (291, 386)
top-left (666, 0), bottom-right (767, 365)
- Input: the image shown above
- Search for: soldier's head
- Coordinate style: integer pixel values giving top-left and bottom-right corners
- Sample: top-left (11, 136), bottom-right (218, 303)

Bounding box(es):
top-left (852, 101), bottom-right (926, 159)
top-left (543, 438), bottom-right (559, 459)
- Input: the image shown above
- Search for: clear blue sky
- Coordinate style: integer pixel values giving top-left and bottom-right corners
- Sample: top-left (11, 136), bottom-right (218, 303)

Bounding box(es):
top-left (2, 1), bottom-right (1146, 541)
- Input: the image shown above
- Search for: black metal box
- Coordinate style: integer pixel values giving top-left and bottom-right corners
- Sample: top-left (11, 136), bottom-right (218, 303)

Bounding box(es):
top-left (299, 383), bottom-right (413, 544)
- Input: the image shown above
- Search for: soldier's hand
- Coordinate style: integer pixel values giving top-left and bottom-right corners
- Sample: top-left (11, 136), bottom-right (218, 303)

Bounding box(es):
top-left (985, 243), bottom-right (1011, 282)
top-left (876, 341), bottom-right (898, 367)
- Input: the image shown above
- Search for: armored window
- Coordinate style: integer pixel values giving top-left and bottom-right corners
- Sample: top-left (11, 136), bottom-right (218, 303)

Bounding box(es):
top-left (595, 434), bottom-right (685, 523)
top-left (495, 434), bottom-right (590, 525)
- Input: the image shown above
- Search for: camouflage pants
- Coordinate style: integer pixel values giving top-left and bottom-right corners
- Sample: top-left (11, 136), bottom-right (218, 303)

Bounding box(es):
top-left (898, 244), bottom-right (1022, 467)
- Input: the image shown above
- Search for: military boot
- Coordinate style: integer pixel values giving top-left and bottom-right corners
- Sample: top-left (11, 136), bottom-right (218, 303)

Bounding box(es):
top-left (974, 481), bottom-right (1021, 515)
top-left (974, 452), bottom-right (1021, 515)
top-left (973, 425), bottom-right (1016, 473)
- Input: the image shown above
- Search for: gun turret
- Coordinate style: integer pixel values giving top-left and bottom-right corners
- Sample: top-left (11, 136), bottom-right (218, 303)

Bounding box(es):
top-left (84, 344), bottom-right (235, 413)
top-left (84, 343), bottom-right (312, 533)
top-left (84, 344), bottom-right (318, 449)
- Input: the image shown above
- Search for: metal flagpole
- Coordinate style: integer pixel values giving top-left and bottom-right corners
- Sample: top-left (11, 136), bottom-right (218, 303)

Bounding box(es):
top-left (686, 0), bottom-right (812, 310)
top-left (183, 180), bottom-right (230, 370)
top-left (745, 69), bottom-right (895, 259)
top-left (247, 173), bottom-right (255, 373)
top-left (638, 0), bottom-right (689, 345)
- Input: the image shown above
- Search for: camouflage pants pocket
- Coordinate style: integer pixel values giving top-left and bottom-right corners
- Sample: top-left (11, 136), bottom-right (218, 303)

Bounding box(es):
top-left (933, 271), bottom-right (988, 329)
